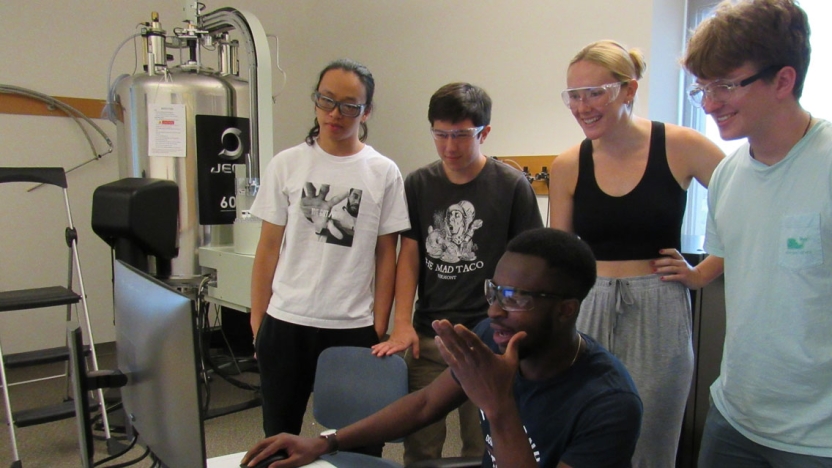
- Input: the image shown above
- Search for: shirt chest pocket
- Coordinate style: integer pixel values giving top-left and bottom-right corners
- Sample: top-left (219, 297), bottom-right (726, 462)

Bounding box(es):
top-left (778, 213), bottom-right (823, 270)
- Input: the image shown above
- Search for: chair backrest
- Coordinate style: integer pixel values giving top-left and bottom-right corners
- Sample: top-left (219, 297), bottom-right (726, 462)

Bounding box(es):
top-left (313, 346), bottom-right (408, 430)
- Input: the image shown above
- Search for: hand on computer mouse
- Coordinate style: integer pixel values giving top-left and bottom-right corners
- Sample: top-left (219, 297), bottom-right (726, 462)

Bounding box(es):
top-left (241, 432), bottom-right (328, 468)
top-left (240, 449), bottom-right (287, 468)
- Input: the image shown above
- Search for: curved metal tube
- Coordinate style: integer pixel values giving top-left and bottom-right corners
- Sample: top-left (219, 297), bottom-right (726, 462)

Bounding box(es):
top-left (199, 7), bottom-right (274, 182)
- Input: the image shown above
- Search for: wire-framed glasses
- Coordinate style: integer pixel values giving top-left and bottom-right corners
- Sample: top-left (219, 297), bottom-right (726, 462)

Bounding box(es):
top-left (311, 92), bottom-right (366, 118)
top-left (484, 279), bottom-right (562, 312)
top-left (430, 126), bottom-right (485, 141)
top-left (687, 65), bottom-right (783, 107)
top-left (561, 82), bottom-right (626, 109)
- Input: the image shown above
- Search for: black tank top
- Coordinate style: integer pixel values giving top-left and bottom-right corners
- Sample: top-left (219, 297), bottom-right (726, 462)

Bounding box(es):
top-left (572, 121), bottom-right (687, 261)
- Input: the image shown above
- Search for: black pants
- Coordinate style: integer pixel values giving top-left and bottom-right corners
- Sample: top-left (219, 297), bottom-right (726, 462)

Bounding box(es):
top-left (256, 315), bottom-right (381, 453)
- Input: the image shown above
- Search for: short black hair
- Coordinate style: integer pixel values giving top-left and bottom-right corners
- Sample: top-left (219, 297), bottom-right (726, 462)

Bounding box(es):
top-left (506, 228), bottom-right (597, 301)
top-left (428, 82), bottom-right (492, 127)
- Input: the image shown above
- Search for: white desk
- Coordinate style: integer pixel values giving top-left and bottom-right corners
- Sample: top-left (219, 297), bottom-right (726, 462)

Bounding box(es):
top-left (208, 451), bottom-right (336, 468)
top-left (199, 246), bottom-right (255, 313)
top-left (208, 451), bottom-right (401, 468)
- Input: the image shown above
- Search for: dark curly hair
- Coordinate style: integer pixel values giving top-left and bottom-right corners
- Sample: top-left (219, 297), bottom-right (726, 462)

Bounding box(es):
top-left (506, 228), bottom-right (597, 301)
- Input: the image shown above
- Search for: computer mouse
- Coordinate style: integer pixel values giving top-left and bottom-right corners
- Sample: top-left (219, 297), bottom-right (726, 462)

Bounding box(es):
top-left (240, 450), bottom-right (288, 468)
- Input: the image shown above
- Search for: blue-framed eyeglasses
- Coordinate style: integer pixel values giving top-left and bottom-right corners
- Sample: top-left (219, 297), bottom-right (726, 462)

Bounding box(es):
top-left (687, 65), bottom-right (783, 107)
top-left (484, 279), bottom-right (562, 312)
top-left (311, 92), bottom-right (366, 118)
top-left (430, 126), bottom-right (485, 141)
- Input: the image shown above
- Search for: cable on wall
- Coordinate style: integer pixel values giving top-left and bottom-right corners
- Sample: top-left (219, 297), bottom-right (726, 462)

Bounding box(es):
top-left (0, 84), bottom-right (114, 184)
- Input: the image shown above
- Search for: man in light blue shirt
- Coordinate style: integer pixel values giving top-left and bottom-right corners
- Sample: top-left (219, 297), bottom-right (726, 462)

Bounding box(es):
top-left (679, 0), bottom-right (832, 466)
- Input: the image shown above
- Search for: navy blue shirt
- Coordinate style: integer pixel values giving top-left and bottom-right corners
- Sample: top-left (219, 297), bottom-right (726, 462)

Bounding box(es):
top-left (472, 319), bottom-right (642, 468)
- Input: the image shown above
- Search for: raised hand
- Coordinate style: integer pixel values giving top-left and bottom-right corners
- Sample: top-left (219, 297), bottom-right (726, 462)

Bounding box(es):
top-left (432, 319), bottom-right (524, 415)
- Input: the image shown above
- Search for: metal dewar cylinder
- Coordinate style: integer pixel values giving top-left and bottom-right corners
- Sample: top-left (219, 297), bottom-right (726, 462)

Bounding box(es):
top-left (116, 64), bottom-right (249, 281)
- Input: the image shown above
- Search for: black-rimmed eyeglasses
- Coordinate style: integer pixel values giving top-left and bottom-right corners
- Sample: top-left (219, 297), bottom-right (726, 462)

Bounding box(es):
top-left (311, 92), bottom-right (366, 118)
top-left (687, 65), bottom-right (783, 107)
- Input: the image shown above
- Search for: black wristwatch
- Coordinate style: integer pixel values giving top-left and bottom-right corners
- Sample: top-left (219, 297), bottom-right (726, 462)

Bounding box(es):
top-left (320, 429), bottom-right (338, 455)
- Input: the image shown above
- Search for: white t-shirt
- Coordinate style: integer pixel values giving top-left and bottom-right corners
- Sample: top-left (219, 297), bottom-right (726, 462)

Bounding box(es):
top-left (705, 119), bottom-right (832, 456)
top-left (250, 141), bottom-right (410, 329)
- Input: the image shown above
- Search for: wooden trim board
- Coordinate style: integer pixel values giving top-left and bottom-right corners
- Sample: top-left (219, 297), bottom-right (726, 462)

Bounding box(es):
top-left (494, 155), bottom-right (556, 195)
top-left (0, 93), bottom-right (109, 120)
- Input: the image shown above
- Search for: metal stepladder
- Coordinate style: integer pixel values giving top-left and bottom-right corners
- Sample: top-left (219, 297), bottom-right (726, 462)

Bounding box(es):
top-left (0, 167), bottom-right (111, 468)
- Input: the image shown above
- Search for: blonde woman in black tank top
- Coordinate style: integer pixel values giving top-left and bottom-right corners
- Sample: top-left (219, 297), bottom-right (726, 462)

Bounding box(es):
top-left (548, 40), bottom-right (725, 468)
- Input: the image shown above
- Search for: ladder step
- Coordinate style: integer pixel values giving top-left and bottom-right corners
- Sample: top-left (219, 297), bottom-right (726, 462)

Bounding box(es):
top-left (5, 346), bottom-right (70, 368)
top-left (12, 399), bottom-right (77, 427)
top-left (4, 344), bottom-right (91, 369)
top-left (0, 286), bottom-right (81, 312)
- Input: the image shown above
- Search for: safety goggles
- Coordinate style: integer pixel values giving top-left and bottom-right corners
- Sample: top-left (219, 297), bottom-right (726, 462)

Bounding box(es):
top-left (484, 279), bottom-right (562, 312)
top-left (561, 82), bottom-right (627, 109)
top-left (687, 65), bottom-right (782, 107)
top-left (430, 126), bottom-right (485, 141)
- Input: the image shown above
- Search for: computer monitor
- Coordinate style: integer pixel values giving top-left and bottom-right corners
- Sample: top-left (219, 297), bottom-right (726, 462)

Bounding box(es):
top-left (114, 260), bottom-right (207, 467)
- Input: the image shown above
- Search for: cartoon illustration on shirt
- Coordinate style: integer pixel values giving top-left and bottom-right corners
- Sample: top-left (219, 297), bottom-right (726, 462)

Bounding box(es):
top-left (300, 182), bottom-right (361, 247)
top-left (425, 200), bottom-right (482, 263)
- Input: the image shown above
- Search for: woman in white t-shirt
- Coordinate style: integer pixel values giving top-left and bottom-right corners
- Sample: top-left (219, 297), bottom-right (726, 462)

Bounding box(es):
top-left (249, 58), bottom-right (410, 442)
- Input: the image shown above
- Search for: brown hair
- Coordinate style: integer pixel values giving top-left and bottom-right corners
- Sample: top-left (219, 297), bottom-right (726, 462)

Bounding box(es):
top-left (683, 0), bottom-right (811, 98)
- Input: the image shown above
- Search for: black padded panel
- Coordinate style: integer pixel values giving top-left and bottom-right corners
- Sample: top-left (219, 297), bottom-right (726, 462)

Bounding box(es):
top-left (0, 167), bottom-right (67, 188)
top-left (91, 178), bottom-right (179, 260)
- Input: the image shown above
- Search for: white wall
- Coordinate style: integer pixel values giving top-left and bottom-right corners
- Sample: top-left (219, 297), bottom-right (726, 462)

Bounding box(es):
top-left (0, 0), bottom-right (685, 353)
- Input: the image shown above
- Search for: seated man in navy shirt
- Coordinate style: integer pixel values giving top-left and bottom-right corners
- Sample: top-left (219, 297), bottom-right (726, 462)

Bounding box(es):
top-left (242, 228), bottom-right (642, 468)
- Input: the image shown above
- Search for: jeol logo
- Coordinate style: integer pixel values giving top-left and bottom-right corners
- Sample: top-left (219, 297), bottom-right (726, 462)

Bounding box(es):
top-left (218, 127), bottom-right (244, 160)
top-left (210, 163), bottom-right (235, 174)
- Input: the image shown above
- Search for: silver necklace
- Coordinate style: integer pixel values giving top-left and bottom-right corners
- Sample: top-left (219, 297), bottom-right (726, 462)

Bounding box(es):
top-left (569, 334), bottom-right (583, 367)
top-left (750, 111), bottom-right (812, 159)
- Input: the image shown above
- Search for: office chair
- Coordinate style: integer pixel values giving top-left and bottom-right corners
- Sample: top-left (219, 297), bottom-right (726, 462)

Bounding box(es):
top-left (312, 346), bottom-right (481, 468)
top-left (312, 346), bottom-right (405, 468)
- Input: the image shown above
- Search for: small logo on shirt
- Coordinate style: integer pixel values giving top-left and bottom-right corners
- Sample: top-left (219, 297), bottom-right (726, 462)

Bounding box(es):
top-left (787, 237), bottom-right (808, 250)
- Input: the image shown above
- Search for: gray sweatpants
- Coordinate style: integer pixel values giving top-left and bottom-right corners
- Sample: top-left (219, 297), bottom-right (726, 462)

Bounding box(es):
top-left (576, 275), bottom-right (693, 468)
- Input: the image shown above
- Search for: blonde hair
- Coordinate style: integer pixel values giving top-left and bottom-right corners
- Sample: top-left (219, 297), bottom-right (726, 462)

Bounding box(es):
top-left (570, 40), bottom-right (647, 82)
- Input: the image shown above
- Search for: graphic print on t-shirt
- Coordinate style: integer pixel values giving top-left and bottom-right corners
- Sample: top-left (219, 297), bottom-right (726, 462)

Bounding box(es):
top-left (425, 200), bottom-right (483, 263)
top-left (300, 182), bottom-right (362, 247)
top-left (481, 409), bottom-right (541, 467)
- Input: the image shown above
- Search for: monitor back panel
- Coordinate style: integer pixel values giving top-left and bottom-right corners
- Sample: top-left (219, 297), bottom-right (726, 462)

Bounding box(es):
top-left (114, 261), bottom-right (206, 467)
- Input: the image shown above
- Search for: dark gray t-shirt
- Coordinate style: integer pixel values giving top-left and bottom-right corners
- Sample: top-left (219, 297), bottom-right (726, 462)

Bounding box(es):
top-left (402, 157), bottom-right (543, 336)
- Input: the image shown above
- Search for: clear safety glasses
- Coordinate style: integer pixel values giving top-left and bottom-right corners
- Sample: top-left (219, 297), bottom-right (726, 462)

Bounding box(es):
top-left (311, 92), bottom-right (366, 118)
top-left (484, 279), bottom-right (562, 312)
top-left (561, 82), bottom-right (626, 109)
top-left (430, 126), bottom-right (485, 141)
top-left (687, 65), bottom-right (782, 107)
